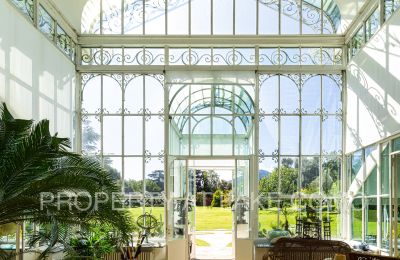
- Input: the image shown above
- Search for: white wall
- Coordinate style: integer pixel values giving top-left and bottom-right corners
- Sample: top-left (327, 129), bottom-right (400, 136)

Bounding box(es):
top-left (0, 1), bottom-right (76, 147)
top-left (346, 10), bottom-right (400, 153)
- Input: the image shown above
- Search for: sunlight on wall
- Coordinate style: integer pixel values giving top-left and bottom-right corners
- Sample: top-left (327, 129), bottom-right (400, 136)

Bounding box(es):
top-left (388, 24), bottom-right (400, 79)
top-left (10, 47), bottom-right (32, 86)
top-left (346, 11), bottom-right (400, 153)
top-left (9, 80), bottom-right (32, 118)
top-left (0, 0), bottom-right (76, 148)
top-left (39, 71), bottom-right (55, 99)
top-left (0, 39), bottom-right (5, 69)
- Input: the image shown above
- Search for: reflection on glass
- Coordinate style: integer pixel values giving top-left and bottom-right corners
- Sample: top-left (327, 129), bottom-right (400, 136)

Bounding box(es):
top-left (364, 145), bottom-right (378, 196)
top-left (301, 157), bottom-right (320, 194)
top-left (236, 160), bottom-right (250, 239)
top-left (322, 199), bottom-right (341, 239)
top-left (381, 143), bottom-right (390, 195)
top-left (322, 157), bottom-right (341, 196)
top-left (351, 198), bottom-right (362, 241)
top-left (351, 150), bottom-right (363, 183)
top-left (366, 198), bottom-right (377, 246)
top-left (381, 197), bottom-right (390, 249)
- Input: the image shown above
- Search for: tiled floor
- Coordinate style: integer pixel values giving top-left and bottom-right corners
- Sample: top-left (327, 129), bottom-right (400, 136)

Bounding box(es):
top-left (194, 230), bottom-right (233, 260)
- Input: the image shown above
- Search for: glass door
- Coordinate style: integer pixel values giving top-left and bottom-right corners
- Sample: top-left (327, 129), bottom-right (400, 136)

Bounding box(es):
top-left (233, 159), bottom-right (252, 260)
top-left (167, 159), bottom-right (189, 260)
top-left (188, 168), bottom-right (196, 259)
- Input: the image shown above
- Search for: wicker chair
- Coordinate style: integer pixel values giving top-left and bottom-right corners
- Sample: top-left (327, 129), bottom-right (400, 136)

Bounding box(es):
top-left (263, 238), bottom-right (352, 260)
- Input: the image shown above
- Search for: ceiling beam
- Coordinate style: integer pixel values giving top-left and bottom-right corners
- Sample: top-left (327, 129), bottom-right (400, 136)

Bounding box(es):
top-left (78, 35), bottom-right (345, 47)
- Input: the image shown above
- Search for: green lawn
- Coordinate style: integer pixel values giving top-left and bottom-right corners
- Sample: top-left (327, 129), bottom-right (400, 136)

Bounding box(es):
top-left (126, 206), bottom-right (387, 239)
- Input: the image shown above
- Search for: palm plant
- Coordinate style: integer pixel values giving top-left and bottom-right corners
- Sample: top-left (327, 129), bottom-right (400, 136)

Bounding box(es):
top-left (0, 103), bottom-right (132, 259)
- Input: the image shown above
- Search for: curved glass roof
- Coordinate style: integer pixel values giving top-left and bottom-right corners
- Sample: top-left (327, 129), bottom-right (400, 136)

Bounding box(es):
top-left (81, 0), bottom-right (341, 35)
top-left (170, 85), bottom-right (255, 133)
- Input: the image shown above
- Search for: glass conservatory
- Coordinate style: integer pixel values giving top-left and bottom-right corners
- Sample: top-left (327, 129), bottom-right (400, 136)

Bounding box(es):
top-left (2, 0), bottom-right (400, 259)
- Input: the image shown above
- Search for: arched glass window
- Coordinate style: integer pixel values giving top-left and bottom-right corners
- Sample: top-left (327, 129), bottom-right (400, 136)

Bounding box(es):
top-left (81, 0), bottom-right (341, 35)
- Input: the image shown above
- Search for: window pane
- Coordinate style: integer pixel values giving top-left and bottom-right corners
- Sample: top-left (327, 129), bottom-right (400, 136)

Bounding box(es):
top-left (302, 0), bottom-right (322, 34)
top-left (280, 157), bottom-right (299, 195)
top-left (191, 116), bottom-right (211, 155)
top-left (259, 116), bottom-right (278, 156)
top-left (213, 0), bottom-right (233, 34)
top-left (103, 75), bottom-right (122, 113)
top-left (191, 0), bottom-right (211, 34)
top-left (145, 75), bottom-right (164, 114)
top-left (259, 0), bottom-right (279, 35)
top-left (322, 116), bottom-right (342, 155)
top-left (322, 75), bottom-right (341, 114)
top-left (259, 75), bottom-right (279, 114)
top-left (125, 116), bottom-right (143, 155)
top-left (280, 75), bottom-right (299, 114)
top-left (365, 145), bottom-right (378, 196)
top-left (168, 0), bottom-right (189, 34)
top-left (381, 197), bottom-right (390, 249)
top-left (145, 0), bottom-right (166, 34)
top-left (124, 157), bottom-right (143, 194)
top-left (381, 143), bottom-right (390, 195)
top-left (145, 158), bottom-right (164, 193)
top-left (124, 0), bottom-right (143, 34)
top-left (82, 74), bottom-right (101, 114)
top-left (302, 116), bottom-right (320, 155)
top-left (281, 116), bottom-right (299, 155)
top-left (146, 116), bottom-right (164, 155)
top-left (213, 116), bottom-right (233, 155)
top-left (281, 0), bottom-right (300, 34)
top-left (302, 75), bottom-right (321, 114)
top-left (235, 116), bottom-right (252, 155)
top-left (103, 116), bottom-right (122, 155)
top-left (125, 75), bottom-right (144, 114)
top-left (366, 198), bottom-right (377, 246)
top-left (235, 0), bottom-right (256, 35)
top-left (301, 156), bottom-right (320, 194)
top-left (82, 116), bottom-right (101, 155)
top-left (351, 198), bottom-right (362, 241)
top-left (102, 0), bottom-right (122, 34)
top-left (322, 157), bottom-right (341, 196)
top-left (104, 156), bottom-right (122, 183)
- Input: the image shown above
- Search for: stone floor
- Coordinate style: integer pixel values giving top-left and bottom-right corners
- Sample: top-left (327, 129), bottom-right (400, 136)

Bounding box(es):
top-left (193, 230), bottom-right (233, 260)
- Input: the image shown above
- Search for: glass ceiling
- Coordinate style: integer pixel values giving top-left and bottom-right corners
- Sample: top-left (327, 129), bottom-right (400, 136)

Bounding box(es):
top-left (169, 84), bottom-right (255, 133)
top-left (81, 0), bottom-right (342, 35)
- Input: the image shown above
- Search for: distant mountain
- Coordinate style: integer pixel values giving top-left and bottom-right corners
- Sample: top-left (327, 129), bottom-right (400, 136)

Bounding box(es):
top-left (258, 170), bottom-right (271, 179)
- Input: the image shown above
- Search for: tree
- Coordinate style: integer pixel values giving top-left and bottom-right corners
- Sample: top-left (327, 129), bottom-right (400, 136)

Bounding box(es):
top-left (0, 103), bottom-right (132, 258)
top-left (211, 189), bottom-right (223, 207)
top-left (147, 170), bottom-right (164, 191)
